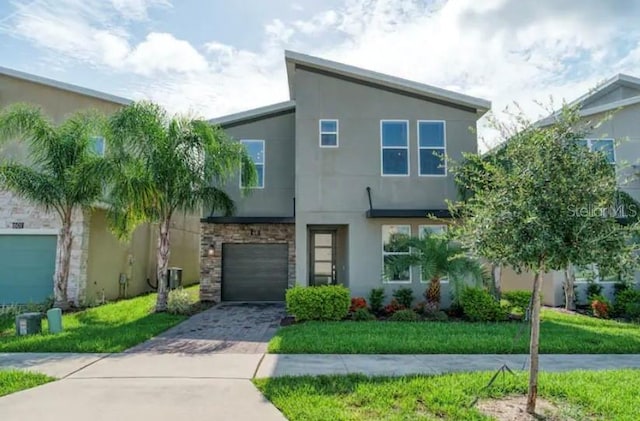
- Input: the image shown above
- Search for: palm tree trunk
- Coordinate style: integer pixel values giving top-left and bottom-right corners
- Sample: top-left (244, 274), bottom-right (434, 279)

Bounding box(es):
top-left (563, 265), bottom-right (576, 310)
top-left (54, 212), bottom-right (73, 309)
top-left (155, 217), bottom-right (171, 312)
top-left (426, 277), bottom-right (441, 312)
top-left (526, 268), bottom-right (543, 414)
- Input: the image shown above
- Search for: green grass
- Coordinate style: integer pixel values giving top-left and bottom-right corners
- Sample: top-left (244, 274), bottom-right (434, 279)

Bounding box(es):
top-left (255, 369), bottom-right (640, 421)
top-left (269, 308), bottom-right (640, 354)
top-left (0, 370), bottom-right (54, 397)
top-left (0, 285), bottom-right (204, 353)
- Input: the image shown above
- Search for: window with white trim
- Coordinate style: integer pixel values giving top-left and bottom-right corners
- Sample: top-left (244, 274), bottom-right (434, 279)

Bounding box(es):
top-left (91, 136), bottom-right (105, 156)
top-left (381, 120), bottom-right (409, 175)
top-left (418, 121), bottom-right (446, 175)
top-left (382, 224), bottom-right (411, 282)
top-left (419, 225), bottom-right (448, 283)
top-left (578, 139), bottom-right (615, 164)
top-left (240, 140), bottom-right (265, 188)
top-left (319, 119), bottom-right (338, 147)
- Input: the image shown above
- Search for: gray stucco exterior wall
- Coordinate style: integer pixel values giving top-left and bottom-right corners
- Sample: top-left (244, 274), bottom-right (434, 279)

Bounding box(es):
top-left (208, 111), bottom-right (295, 218)
top-left (293, 67), bottom-right (479, 305)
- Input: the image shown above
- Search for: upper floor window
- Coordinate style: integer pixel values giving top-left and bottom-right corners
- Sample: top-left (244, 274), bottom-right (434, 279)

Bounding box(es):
top-left (578, 139), bottom-right (615, 164)
top-left (240, 139), bottom-right (265, 189)
top-left (418, 121), bottom-right (446, 176)
top-left (91, 136), bottom-right (105, 156)
top-left (382, 224), bottom-right (411, 283)
top-left (319, 119), bottom-right (339, 147)
top-left (381, 120), bottom-right (409, 176)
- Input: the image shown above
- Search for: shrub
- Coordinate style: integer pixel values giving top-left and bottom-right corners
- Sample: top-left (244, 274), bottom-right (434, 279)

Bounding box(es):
top-left (460, 288), bottom-right (508, 322)
top-left (624, 302), bottom-right (640, 321)
top-left (426, 310), bottom-right (449, 322)
top-left (383, 298), bottom-right (404, 316)
top-left (368, 288), bottom-right (385, 314)
top-left (413, 301), bottom-right (427, 316)
top-left (614, 288), bottom-right (640, 318)
top-left (352, 308), bottom-right (376, 321)
top-left (591, 294), bottom-right (610, 318)
top-left (502, 290), bottom-right (532, 312)
top-left (349, 297), bottom-right (367, 313)
top-left (586, 282), bottom-right (603, 301)
top-left (167, 288), bottom-right (192, 315)
top-left (285, 285), bottom-right (350, 322)
top-left (389, 309), bottom-right (419, 322)
top-left (392, 287), bottom-right (414, 309)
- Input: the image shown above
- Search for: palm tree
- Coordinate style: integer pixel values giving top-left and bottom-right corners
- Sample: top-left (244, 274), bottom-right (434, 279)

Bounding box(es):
top-left (388, 231), bottom-right (486, 312)
top-left (107, 102), bottom-right (256, 312)
top-left (0, 104), bottom-right (109, 309)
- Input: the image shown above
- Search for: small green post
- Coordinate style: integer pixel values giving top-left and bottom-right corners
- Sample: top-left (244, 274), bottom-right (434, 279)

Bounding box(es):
top-left (47, 308), bottom-right (63, 334)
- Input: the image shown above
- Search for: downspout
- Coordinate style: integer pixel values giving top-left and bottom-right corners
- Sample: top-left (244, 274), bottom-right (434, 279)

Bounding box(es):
top-left (366, 186), bottom-right (373, 212)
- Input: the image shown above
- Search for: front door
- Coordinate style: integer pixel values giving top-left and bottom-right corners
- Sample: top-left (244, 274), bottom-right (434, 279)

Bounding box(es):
top-left (309, 230), bottom-right (336, 286)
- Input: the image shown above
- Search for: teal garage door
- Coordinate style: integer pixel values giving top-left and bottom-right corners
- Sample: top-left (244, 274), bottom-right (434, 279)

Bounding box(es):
top-left (0, 235), bottom-right (57, 305)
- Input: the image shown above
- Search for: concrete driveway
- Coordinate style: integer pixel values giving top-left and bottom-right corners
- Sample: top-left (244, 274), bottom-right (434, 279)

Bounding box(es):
top-left (0, 303), bottom-right (288, 421)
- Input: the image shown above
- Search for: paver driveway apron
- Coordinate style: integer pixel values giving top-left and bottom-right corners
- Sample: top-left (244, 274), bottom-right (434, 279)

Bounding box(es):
top-left (127, 302), bottom-right (286, 354)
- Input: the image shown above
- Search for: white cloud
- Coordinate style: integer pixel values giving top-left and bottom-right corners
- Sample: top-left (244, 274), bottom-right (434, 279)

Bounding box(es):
top-left (111, 0), bottom-right (171, 20)
top-left (126, 33), bottom-right (208, 75)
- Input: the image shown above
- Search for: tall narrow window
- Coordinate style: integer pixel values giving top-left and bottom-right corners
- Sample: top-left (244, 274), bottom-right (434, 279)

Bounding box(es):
top-left (240, 139), bottom-right (265, 188)
top-left (578, 139), bottom-right (615, 164)
top-left (382, 225), bottom-right (411, 283)
top-left (319, 119), bottom-right (339, 147)
top-left (91, 136), bottom-right (105, 156)
top-left (381, 120), bottom-right (409, 176)
top-left (418, 121), bottom-right (446, 176)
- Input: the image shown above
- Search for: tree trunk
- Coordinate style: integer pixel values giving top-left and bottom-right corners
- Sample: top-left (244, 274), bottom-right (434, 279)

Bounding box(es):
top-left (426, 277), bottom-right (441, 312)
top-left (563, 265), bottom-right (576, 310)
top-left (527, 269), bottom-right (543, 414)
top-left (54, 213), bottom-right (73, 309)
top-left (155, 218), bottom-right (171, 312)
top-left (491, 264), bottom-right (502, 298)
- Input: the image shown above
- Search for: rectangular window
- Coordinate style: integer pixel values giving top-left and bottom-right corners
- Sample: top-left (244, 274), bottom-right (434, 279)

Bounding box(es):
top-left (91, 136), bottom-right (105, 156)
top-left (381, 120), bottom-right (409, 176)
top-left (419, 225), bottom-right (448, 283)
top-left (575, 263), bottom-right (618, 283)
top-left (579, 139), bottom-right (615, 164)
top-left (418, 121), bottom-right (446, 175)
top-left (319, 119), bottom-right (339, 147)
top-left (240, 139), bottom-right (265, 188)
top-left (382, 225), bottom-right (411, 283)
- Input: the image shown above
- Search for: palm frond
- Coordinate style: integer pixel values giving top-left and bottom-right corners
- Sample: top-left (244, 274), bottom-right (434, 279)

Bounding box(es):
top-left (0, 164), bottom-right (63, 216)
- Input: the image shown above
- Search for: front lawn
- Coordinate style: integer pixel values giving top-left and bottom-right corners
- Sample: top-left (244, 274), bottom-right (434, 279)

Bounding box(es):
top-left (255, 369), bottom-right (640, 420)
top-left (0, 370), bottom-right (54, 397)
top-left (269, 308), bottom-right (640, 354)
top-left (0, 285), bottom-right (204, 353)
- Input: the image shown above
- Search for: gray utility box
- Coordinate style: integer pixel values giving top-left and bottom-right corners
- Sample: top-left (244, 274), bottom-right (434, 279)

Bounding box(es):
top-left (166, 267), bottom-right (183, 289)
top-left (15, 312), bottom-right (42, 336)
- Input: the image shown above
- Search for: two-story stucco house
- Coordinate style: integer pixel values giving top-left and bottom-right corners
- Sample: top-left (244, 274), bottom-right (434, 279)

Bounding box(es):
top-left (501, 74), bottom-right (640, 306)
top-left (200, 51), bottom-right (491, 306)
top-left (0, 66), bottom-right (200, 305)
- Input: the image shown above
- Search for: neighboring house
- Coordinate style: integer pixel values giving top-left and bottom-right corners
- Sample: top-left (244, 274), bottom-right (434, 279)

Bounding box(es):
top-left (501, 74), bottom-right (640, 306)
top-left (0, 67), bottom-right (200, 305)
top-left (200, 51), bottom-right (490, 306)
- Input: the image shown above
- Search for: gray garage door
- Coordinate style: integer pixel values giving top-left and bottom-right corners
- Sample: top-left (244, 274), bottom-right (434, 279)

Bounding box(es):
top-left (0, 235), bottom-right (57, 305)
top-left (222, 243), bottom-right (288, 301)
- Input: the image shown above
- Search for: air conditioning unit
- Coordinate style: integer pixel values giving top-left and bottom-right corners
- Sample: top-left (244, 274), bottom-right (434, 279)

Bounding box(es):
top-left (166, 267), bottom-right (183, 289)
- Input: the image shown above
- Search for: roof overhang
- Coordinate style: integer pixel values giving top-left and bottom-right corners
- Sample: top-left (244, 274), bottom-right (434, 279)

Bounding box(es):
top-left (201, 216), bottom-right (295, 224)
top-left (366, 209), bottom-right (453, 219)
top-left (285, 50), bottom-right (491, 117)
top-left (208, 100), bottom-right (296, 128)
top-left (0, 66), bottom-right (131, 106)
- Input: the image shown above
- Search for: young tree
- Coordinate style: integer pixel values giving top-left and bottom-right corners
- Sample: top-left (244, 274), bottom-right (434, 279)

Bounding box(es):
top-left (452, 105), bottom-right (639, 413)
top-left (107, 102), bottom-right (256, 312)
top-left (0, 104), bottom-right (109, 309)
top-left (388, 231), bottom-right (487, 311)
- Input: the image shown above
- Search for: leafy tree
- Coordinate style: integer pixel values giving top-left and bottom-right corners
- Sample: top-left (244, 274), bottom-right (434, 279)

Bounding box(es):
top-left (387, 231), bottom-right (487, 311)
top-left (452, 105), bottom-right (639, 413)
top-left (0, 104), bottom-right (109, 308)
top-left (107, 102), bottom-right (256, 312)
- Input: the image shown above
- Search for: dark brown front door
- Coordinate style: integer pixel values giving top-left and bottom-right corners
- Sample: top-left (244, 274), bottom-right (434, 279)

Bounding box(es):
top-left (309, 231), bottom-right (336, 286)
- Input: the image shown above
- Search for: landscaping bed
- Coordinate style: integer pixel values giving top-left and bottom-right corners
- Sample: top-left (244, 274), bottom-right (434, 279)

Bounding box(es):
top-left (0, 370), bottom-right (54, 397)
top-left (254, 369), bottom-right (640, 420)
top-left (0, 285), bottom-right (207, 353)
top-left (269, 308), bottom-right (640, 354)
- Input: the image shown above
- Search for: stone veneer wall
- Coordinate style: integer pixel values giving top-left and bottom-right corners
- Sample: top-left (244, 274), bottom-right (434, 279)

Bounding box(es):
top-left (0, 190), bottom-right (91, 305)
top-left (200, 223), bottom-right (296, 302)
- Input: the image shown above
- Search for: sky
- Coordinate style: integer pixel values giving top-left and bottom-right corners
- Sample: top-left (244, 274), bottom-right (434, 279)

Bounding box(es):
top-left (1, 0), bottom-right (640, 149)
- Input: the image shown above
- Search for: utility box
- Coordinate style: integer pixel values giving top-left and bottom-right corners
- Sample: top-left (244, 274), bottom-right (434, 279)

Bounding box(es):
top-left (15, 312), bottom-right (42, 336)
top-left (47, 308), bottom-right (63, 334)
top-left (166, 267), bottom-right (183, 289)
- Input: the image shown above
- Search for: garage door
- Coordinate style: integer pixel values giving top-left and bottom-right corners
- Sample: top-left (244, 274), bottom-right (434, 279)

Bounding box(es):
top-left (222, 243), bottom-right (288, 301)
top-left (0, 235), bottom-right (57, 305)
